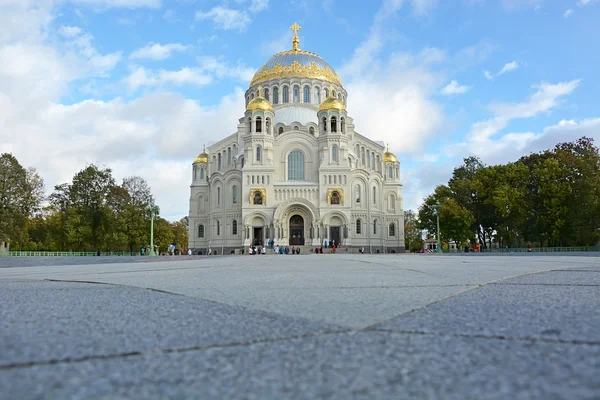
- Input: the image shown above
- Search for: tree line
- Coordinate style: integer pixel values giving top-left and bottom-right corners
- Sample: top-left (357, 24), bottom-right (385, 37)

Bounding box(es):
top-left (0, 153), bottom-right (188, 253)
top-left (409, 137), bottom-right (600, 250)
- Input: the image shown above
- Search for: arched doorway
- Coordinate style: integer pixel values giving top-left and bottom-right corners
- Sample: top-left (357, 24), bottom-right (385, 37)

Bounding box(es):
top-left (289, 215), bottom-right (304, 245)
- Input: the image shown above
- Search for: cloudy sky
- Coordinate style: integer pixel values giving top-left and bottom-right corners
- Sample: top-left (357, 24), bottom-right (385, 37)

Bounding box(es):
top-left (1, 0), bottom-right (599, 221)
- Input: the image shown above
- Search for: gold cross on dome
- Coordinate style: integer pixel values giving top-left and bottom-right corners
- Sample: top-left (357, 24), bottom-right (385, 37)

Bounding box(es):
top-left (290, 22), bottom-right (301, 51)
top-left (290, 22), bottom-right (302, 35)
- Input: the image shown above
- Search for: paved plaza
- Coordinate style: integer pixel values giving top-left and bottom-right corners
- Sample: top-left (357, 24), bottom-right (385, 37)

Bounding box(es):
top-left (0, 254), bottom-right (599, 399)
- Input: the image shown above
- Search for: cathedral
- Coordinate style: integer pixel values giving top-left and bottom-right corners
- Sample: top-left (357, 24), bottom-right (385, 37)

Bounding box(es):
top-left (188, 24), bottom-right (405, 255)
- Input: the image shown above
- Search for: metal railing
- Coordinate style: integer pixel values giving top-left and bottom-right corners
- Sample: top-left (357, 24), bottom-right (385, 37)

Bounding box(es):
top-left (0, 251), bottom-right (142, 257)
top-left (445, 246), bottom-right (600, 253)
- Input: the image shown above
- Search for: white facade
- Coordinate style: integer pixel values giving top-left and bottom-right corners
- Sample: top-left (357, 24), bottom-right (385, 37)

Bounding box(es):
top-left (188, 28), bottom-right (404, 254)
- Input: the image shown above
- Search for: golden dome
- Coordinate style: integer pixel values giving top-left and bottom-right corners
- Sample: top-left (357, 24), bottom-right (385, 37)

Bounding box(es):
top-left (246, 88), bottom-right (274, 112)
top-left (383, 144), bottom-right (398, 163)
top-left (319, 87), bottom-right (345, 111)
top-left (249, 23), bottom-right (342, 88)
top-left (194, 145), bottom-right (209, 164)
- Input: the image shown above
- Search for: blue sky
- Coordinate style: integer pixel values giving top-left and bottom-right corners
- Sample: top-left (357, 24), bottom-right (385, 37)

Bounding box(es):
top-left (1, 0), bottom-right (599, 221)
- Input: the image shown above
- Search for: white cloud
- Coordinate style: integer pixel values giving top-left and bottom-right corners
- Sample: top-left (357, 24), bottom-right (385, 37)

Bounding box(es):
top-left (68, 0), bottom-right (161, 8)
top-left (564, 9), bottom-right (574, 17)
top-left (125, 66), bottom-right (212, 89)
top-left (498, 60), bottom-right (518, 75)
top-left (410, 0), bottom-right (438, 15)
top-left (485, 60), bottom-right (519, 79)
top-left (130, 42), bottom-right (189, 60)
top-left (577, 0), bottom-right (599, 6)
top-left (441, 80), bottom-right (471, 95)
top-left (248, 0), bottom-right (269, 13)
top-left (195, 7), bottom-right (251, 32)
top-left (58, 25), bottom-right (83, 37)
top-left (470, 79), bottom-right (580, 142)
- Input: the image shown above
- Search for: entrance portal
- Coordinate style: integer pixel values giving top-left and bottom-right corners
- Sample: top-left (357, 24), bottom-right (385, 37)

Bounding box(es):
top-left (289, 215), bottom-right (304, 245)
top-left (253, 227), bottom-right (263, 246)
top-left (330, 226), bottom-right (341, 246)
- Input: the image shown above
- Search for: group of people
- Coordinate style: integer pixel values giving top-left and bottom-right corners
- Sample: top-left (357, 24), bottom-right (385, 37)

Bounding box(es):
top-left (248, 244), bottom-right (302, 255)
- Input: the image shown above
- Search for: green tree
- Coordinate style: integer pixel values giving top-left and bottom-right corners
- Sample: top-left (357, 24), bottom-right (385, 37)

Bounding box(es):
top-left (404, 210), bottom-right (424, 252)
top-left (68, 165), bottom-right (116, 250)
top-left (0, 154), bottom-right (45, 247)
top-left (171, 218), bottom-right (189, 250)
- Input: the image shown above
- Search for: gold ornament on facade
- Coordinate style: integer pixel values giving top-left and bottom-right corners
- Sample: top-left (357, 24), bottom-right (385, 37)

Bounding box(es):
top-left (383, 143), bottom-right (398, 163)
top-left (326, 188), bottom-right (344, 205)
top-left (194, 144), bottom-right (209, 164)
top-left (246, 85), bottom-right (274, 112)
top-left (249, 188), bottom-right (267, 205)
top-left (250, 60), bottom-right (342, 87)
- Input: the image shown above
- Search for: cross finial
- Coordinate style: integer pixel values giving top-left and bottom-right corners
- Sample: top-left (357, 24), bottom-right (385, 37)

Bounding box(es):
top-left (386, 143), bottom-right (389, 152)
top-left (290, 22), bottom-right (301, 51)
top-left (203, 144), bottom-right (206, 153)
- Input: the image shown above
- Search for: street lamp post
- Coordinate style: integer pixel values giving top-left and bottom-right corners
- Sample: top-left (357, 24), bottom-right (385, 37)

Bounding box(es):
top-left (146, 204), bottom-right (160, 256)
top-left (432, 203), bottom-right (442, 254)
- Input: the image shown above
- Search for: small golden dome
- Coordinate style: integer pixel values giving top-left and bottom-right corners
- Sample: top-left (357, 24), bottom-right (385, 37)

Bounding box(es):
top-left (194, 145), bottom-right (209, 164)
top-left (246, 86), bottom-right (274, 112)
top-left (383, 144), bottom-right (398, 163)
top-left (319, 87), bottom-right (345, 112)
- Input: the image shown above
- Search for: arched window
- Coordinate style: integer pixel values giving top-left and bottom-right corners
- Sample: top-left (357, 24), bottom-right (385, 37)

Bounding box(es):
top-left (256, 146), bottom-right (261, 162)
top-left (341, 117), bottom-right (345, 133)
top-left (253, 191), bottom-right (263, 204)
top-left (388, 167), bottom-right (393, 179)
top-left (232, 220), bottom-right (238, 235)
top-left (330, 191), bottom-right (340, 205)
top-left (198, 225), bottom-right (204, 238)
top-left (251, 93), bottom-right (254, 99)
top-left (332, 145), bottom-right (338, 162)
top-left (373, 219), bottom-right (377, 234)
top-left (361, 148), bottom-right (365, 165)
top-left (293, 86), bottom-right (300, 103)
top-left (200, 168), bottom-right (205, 179)
top-left (303, 86), bottom-right (310, 103)
top-left (217, 187), bottom-right (221, 206)
top-left (241, 157), bottom-right (245, 168)
top-left (227, 147), bottom-right (231, 165)
top-left (256, 116), bottom-right (262, 133)
top-left (283, 86), bottom-right (289, 103)
top-left (288, 150), bottom-right (305, 181)
top-left (232, 185), bottom-right (238, 204)
top-left (332, 89), bottom-right (336, 97)
top-left (322, 117), bottom-right (327, 132)
top-left (338, 92), bottom-right (342, 100)
top-left (217, 153), bottom-right (222, 171)
top-left (266, 118), bottom-right (271, 135)
top-left (217, 220), bottom-right (220, 235)
top-left (309, 127), bottom-right (315, 135)
top-left (264, 88), bottom-right (269, 101)
top-left (313, 87), bottom-right (320, 104)
top-left (389, 222), bottom-right (396, 236)
top-left (331, 116), bottom-right (337, 132)
top-left (278, 126), bottom-right (284, 135)
top-left (273, 87), bottom-right (279, 104)
top-left (324, 87), bottom-right (329, 98)
top-left (193, 166), bottom-right (197, 180)
top-left (355, 184), bottom-right (361, 203)
top-left (371, 153), bottom-right (375, 169)
top-left (356, 219), bottom-right (362, 234)
top-left (293, 125), bottom-right (299, 130)
top-left (373, 186), bottom-right (377, 204)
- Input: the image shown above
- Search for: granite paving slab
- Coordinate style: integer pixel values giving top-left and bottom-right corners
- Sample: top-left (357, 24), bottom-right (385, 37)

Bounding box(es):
top-left (373, 281), bottom-right (600, 343)
top-left (1, 331), bottom-right (598, 400)
top-left (0, 281), bottom-right (340, 367)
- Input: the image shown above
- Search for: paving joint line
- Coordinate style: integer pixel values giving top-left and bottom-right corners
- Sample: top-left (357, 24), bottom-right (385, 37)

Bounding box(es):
top-left (0, 329), bottom-right (353, 371)
top-left (491, 282), bottom-right (600, 287)
top-left (370, 328), bottom-right (600, 346)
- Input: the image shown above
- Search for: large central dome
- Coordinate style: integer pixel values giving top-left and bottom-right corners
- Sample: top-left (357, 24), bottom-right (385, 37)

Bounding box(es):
top-left (249, 23), bottom-right (342, 88)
